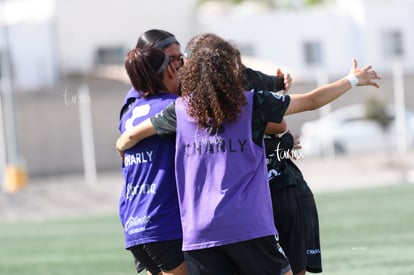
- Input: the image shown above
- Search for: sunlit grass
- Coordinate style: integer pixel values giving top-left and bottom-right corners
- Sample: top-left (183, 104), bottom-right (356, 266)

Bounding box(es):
top-left (316, 183), bottom-right (414, 275)
top-left (0, 216), bottom-right (134, 275)
top-left (0, 184), bottom-right (413, 275)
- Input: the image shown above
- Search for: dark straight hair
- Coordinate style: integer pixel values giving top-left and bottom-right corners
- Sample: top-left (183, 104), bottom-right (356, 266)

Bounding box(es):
top-left (136, 29), bottom-right (180, 50)
top-left (125, 48), bottom-right (170, 97)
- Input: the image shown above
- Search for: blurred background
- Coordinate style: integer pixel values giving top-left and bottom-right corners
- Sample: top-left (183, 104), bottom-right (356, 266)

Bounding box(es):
top-left (0, 0), bottom-right (413, 190)
top-left (1, 1), bottom-right (414, 274)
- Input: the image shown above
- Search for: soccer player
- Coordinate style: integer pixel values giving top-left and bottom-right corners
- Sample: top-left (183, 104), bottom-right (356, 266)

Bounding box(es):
top-left (118, 47), bottom-right (186, 275)
top-left (116, 33), bottom-right (380, 275)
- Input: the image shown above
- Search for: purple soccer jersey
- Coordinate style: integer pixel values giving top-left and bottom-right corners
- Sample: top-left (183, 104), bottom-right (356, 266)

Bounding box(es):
top-left (118, 89), bottom-right (182, 249)
top-left (174, 92), bottom-right (278, 251)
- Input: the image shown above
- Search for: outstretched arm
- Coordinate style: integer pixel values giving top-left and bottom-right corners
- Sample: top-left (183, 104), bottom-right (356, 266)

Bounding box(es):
top-left (285, 59), bottom-right (380, 115)
top-left (116, 119), bottom-right (156, 159)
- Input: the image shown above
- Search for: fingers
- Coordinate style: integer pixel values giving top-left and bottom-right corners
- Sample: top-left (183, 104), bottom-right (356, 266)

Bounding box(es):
top-left (283, 72), bottom-right (292, 93)
top-left (293, 134), bottom-right (301, 149)
top-left (117, 149), bottom-right (125, 161)
top-left (276, 68), bottom-right (283, 77)
top-left (285, 73), bottom-right (292, 83)
top-left (368, 70), bottom-right (379, 79)
top-left (294, 144), bottom-right (302, 150)
top-left (374, 70), bottom-right (381, 79)
top-left (368, 80), bottom-right (380, 88)
top-left (276, 68), bottom-right (292, 93)
top-left (363, 65), bottom-right (372, 71)
top-left (351, 57), bottom-right (381, 88)
top-left (367, 70), bottom-right (381, 88)
top-left (352, 58), bottom-right (358, 70)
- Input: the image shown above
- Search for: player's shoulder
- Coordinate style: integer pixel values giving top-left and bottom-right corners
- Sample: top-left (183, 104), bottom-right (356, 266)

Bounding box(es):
top-left (252, 90), bottom-right (289, 105)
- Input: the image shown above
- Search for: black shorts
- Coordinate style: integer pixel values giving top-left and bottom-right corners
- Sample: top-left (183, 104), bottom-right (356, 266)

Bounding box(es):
top-left (297, 185), bottom-right (322, 273)
top-left (133, 256), bottom-right (146, 273)
top-left (128, 239), bottom-right (184, 274)
top-left (271, 185), bottom-right (307, 274)
top-left (271, 160), bottom-right (323, 273)
top-left (184, 236), bottom-right (291, 275)
top-left (271, 182), bottom-right (322, 273)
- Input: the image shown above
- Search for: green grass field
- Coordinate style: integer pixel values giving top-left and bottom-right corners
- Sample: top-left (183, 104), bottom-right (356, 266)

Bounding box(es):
top-left (1, 184), bottom-right (413, 275)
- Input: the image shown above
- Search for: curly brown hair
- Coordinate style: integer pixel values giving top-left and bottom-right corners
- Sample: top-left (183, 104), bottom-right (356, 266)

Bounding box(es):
top-left (180, 33), bottom-right (246, 128)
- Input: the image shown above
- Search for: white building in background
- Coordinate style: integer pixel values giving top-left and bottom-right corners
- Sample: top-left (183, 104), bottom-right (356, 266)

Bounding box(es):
top-left (54, 0), bottom-right (198, 75)
top-left (0, 0), bottom-right (58, 91)
top-left (196, 0), bottom-right (414, 81)
top-left (1, 0), bottom-right (414, 90)
top-left (0, 0), bottom-right (197, 90)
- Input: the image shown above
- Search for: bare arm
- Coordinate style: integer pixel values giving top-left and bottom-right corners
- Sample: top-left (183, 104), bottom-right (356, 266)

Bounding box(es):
top-left (265, 119), bottom-right (287, 135)
top-left (285, 59), bottom-right (380, 115)
top-left (116, 118), bottom-right (157, 159)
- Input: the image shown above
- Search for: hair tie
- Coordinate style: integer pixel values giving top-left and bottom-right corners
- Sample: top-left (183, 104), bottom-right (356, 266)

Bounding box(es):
top-left (153, 36), bottom-right (178, 49)
top-left (156, 53), bottom-right (170, 74)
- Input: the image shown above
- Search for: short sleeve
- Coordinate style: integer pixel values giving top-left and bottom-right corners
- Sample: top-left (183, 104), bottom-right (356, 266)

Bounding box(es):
top-left (257, 91), bottom-right (290, 124)
top-left (251, 91), bottom-right (290, 146)
top-left (243, 68), bottom-right (285, 92)
top-left (150, 102), bottom-right (177, 135)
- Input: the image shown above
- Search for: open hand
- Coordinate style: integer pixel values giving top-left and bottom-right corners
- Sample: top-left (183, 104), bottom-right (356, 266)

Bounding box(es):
top-left (350, 58), bottom-right (381, 88)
